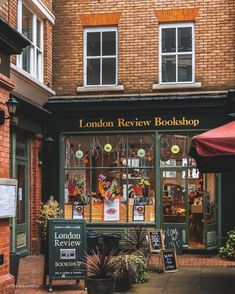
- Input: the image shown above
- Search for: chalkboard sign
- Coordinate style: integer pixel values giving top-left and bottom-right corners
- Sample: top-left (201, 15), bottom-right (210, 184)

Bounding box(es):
top-left (161, 249), bottom-right (178, 273)
top-left (164, 226), bottom-right (183, 255)
top-left (148, 230), bottom-right (164, 252)
top-left (0, 178), bottom-right (17, 218)
top-left (47, 219), bottom-right (87, 291)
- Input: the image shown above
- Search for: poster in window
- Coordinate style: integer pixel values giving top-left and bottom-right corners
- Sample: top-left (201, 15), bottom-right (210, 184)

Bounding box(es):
top-left (103, 198), bottom-right (120, 221)
top-left (133, 205), bottom-right (145, 221)
top-left (72, 202), bottom-right (84, 219)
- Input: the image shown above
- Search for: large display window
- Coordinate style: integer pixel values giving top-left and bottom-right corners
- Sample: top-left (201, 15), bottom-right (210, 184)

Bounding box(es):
top-left (64, 133), bottom-right (155, 223)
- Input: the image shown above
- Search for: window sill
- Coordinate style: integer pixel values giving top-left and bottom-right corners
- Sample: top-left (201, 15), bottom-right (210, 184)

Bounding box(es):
top-left (77, 85), bottom-right (124, 93)
top-left (152, 82), bottom-right (202, 90)
top-left (11, 63), bottom-right (55, 95)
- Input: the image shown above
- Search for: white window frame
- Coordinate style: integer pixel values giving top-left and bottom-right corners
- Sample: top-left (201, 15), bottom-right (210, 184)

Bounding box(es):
top-left (84, 26), bottom-right (118, 87)
top-left (159, 22), bottom-right (195, 84)
top-left (17, 0), bottom-right (44, 82)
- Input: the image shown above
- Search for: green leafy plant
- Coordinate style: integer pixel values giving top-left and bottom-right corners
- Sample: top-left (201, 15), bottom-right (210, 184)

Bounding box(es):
top-left (113, 254), bottom-right (137, 282)
top-left (219, 228), bottom-right (235, 260)
top-left (37, 196), bottom-right (63, 240)
top-left (129, 253), bottom-right (148, 283)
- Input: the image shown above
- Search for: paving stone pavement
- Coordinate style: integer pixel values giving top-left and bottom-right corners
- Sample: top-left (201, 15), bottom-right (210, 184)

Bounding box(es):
top-left (13, 254), bottom-right (235, 294)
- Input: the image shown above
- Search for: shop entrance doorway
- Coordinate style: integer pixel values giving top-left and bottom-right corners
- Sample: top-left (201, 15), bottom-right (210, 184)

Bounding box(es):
top-left (188, 173), bottom-right (217, 250)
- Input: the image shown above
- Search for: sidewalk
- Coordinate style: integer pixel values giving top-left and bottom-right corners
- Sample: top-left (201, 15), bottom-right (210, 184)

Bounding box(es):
top-left (13, 254), bottom-right (235, 293)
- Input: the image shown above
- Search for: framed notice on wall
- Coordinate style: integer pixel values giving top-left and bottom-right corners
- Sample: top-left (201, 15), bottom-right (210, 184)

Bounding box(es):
top-left (103, 198), bottom-right (120, 221)
top-left (0, 178), bottom-right (18, 218)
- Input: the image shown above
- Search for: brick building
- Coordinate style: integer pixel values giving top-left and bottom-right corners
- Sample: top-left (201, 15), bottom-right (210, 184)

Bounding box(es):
top-left (0, 0), bottom-right (54, 291)
top-left (0, 0), bottom-right (235, 291)
top-left (45, 0), bottom-right (235, 253)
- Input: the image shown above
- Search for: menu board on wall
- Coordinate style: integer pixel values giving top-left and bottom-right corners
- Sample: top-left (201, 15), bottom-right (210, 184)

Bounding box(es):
top-left (0, 178), bottom-right (17, 218)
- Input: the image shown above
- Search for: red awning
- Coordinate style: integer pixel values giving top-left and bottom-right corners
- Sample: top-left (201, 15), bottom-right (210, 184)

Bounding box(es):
top-left (189, 121), bottom-right (235, 172)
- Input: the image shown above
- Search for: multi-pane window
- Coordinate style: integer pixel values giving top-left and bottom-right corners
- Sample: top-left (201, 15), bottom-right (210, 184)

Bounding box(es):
top-left (160, 23), bottom-right (194, 83)
top-left (64, 134), bottom-right (155, 223)
top-left (17, 0), bottom-right (43, 81)
top-left (84, 27), bottom-right (117, 86)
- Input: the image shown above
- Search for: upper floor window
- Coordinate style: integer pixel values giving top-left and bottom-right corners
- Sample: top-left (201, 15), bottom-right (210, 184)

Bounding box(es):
top-left (159, 23), bottom-right (194, 84)
top-left (84, 27), bottom-right (117, 86)
top-left (17, 0), bottom-right (43, 81)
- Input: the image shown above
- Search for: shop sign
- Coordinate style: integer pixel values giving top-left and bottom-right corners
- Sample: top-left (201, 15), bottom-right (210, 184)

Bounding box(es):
top-left (79, 116), bottom-right (200, 129)
top-left (164, 226), bottom-right (183, 255)
top-left (148, 230), bottom-right (164, 252)
top-left (47, 219), bottom-right (87, 291)
top-left (161, 249), bottom-right (178, 273)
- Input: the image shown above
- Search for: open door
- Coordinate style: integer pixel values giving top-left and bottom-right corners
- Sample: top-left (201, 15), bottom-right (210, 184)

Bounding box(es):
top-left (188, 173), bottom-right (217, 250)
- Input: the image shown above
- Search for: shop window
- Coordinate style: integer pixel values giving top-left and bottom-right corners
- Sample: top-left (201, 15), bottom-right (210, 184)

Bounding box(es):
top-left (162, 171), bottom-right (186, 223)
top-left (159, 23), bottom-right (194, 84)
top-left (64, 134), bottom-right (155, 223)
top-left (84, 27), bottom-right (117, 86)
top-left (17, 0), bottom-right (43, 81)
top-left (160, 134), bottom-right (188, 167)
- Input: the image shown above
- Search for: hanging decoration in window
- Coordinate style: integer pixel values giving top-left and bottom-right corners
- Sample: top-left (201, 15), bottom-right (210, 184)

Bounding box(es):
top-left (98, 173), bottom-right (120, 201)
top-left (171, 144), bottom-right (180, 154)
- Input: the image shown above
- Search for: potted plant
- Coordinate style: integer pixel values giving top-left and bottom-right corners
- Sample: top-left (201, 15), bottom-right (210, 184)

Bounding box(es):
top-left (125, 225), bottom-right (151, 261)
top-left (85, 247), bottom-right (119, 294)
top-left (113, 254), bottom-right (137, 292)
top-left (37, 196), bottom-right (62, 252)
top-left (219, 228), bottom-right (235, 260)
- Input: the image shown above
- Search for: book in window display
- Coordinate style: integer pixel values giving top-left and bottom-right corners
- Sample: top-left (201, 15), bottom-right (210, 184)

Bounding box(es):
top-left (103, 197), bottom-right (120, 221)
top-left (72, 202), bottom-right (84, 219)
top-left (133, 205), bottom-right (145, 221)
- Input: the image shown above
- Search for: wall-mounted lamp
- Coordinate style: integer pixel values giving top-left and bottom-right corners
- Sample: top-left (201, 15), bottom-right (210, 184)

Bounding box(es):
top-left (45, 136), bottom-right (54, 152)
top-left (0, 97), bottom-right (19, 125)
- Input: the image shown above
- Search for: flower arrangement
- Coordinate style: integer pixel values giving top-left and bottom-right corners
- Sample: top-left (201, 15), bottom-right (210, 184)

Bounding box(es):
top-left (132, 178), bottom-right (150, 197)
top-left (98, 173), bottom-right (119, 201)
top-left (68, 174), bottom-right (85, 196)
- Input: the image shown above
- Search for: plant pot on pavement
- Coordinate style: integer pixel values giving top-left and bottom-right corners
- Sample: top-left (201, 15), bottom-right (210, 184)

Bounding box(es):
top-left (87, 276), bottom-right (115, 294)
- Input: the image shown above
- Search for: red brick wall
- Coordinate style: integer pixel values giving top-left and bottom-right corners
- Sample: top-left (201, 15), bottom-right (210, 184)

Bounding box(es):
top-left (0, 74), bottom-right (15, 293)
top-left (29, 135), bottom-right (43, 255)
top-left (52, 0), bottom-right (235, 95)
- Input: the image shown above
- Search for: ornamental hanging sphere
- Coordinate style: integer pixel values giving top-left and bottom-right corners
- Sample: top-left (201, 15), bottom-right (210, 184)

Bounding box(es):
top-left (104, 143), bottom-right (112, 152)
top-left (171, 145), bottom-right (180, 154)
top-left (75, 150), bottom-right (84, 158)
top-left (137, 148), bottom-right (146, 157)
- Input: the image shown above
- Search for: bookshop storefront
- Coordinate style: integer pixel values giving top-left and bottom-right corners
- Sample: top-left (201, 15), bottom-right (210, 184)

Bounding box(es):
top-left (45, 94), bottom-right (230, 251)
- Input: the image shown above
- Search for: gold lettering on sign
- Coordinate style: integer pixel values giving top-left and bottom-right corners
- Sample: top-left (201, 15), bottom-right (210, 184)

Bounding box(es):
top-left (118, 118), bottom-right (151, 127)
top-left (79, 119), bottom-right (114, 128)
top-left (154, 117), bottom-right (199, 127)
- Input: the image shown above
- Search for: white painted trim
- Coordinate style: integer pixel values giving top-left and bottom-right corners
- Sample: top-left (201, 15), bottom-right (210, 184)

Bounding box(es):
top-left (11, 63), bottom-right (55, 95)
top-left (159, 22), bottom-right (195, 84)
top-left (152, 82), bottom-right (201, 90)
top-left (77, 85), bottom-right (124, 92)
top-left (84, 26), bottom-right (118, 87)
top-left (23, 0), bottom-right (55, 24)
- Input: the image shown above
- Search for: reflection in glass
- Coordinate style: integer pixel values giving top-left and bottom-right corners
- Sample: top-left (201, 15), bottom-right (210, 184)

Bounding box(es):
top-left (87, 32), bottom-right (100, 56)
top-left (162, 28), bottom-right (176, 53)
top-left (22, 46), bottom-right (31, 74)
top-left (102, 32), bottom-right (116, 55)
top-left (22, 4), bottom-right (33, 41)
top-left (87, 59), bottom-right (100, 85)
top-left (162, 55), bottom-right (176, 82)
top-left (178, 55), bottom-right (192, 82)
top-left (178, 27), bottom-right (192, 52)
top-left (102, 58), bottom-right (116, 85)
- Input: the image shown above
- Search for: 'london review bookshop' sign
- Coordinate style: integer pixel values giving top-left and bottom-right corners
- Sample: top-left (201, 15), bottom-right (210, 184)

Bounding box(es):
top-left (47, 219), bottom-right (87, 290)
top-left (79, 116), bottom-right (200, 129)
